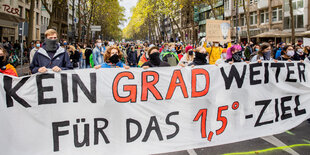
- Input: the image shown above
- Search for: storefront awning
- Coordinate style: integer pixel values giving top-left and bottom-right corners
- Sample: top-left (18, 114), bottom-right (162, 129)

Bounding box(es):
top-left (0, 12), bottom-right (25, 23)
top-left (252, 30), bottom-right (291, 38)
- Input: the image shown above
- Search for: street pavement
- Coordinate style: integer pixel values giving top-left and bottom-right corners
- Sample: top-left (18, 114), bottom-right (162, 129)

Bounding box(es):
top-left (16, 63), bottom-right (30, 76)
top-left (156, 121), bottom-right (310, 155)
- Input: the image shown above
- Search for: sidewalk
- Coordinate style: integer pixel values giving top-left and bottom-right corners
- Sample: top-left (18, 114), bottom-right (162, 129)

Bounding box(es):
top-left (16, 63), bottom-right (30, 77)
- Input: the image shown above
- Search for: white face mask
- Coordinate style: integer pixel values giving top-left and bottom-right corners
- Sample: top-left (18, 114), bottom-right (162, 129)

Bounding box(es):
top-left (214, 43), bottom-right (219, 47)
top-left (297, 49), bottom-right (303, 54)
top-left (97, 43), bottom-right (102, 47)
top-left (287, 50), bottom-right (295, 57)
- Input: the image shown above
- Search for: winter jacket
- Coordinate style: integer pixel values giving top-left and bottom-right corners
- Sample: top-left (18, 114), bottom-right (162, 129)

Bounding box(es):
top-left (206, 46), bottom-right (223, 65)
top-left (30, 45), bottom-right (73, 74)
top-left (141, 61), bottom-right (170, 67)
top-left (127, 49), bottom-right (138, 66)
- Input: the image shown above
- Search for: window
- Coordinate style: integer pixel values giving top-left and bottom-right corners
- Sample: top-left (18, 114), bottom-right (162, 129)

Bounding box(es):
top-left (260, 12), bottom-right (265, 23)
top-left (283, 14), bottom-right (304, 29)
top-left (41, 16), bottom-right (43, 25)
top-left (272, 7), bottom-right (282, 22)
top-left (250, 12), bottom-right (257, 25)
top-left (284, 0), bottom-right (303, 12)
top-left (36, 0), bottom-right (39, 9)
top-left (36, 13), bottom-right (39, 25)
top-left (224, 0), bottom-right (229, 9)
top-left (240, 14), bottom-right (245, 26)
top-left (19, 6), bottom-right (23, 17)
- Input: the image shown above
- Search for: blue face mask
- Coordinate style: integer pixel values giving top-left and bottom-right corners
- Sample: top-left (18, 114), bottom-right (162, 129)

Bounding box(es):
top-left (172, 48), bottom-right (176, 52)
top-left (64, 42), bottom-right (68, 46)
top-left (36, 44), bottom-right (40, 47)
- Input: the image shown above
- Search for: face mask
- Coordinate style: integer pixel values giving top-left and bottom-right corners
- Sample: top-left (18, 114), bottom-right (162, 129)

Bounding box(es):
top-left (287, 50), bottom-right (295, 57)
top-left (214, 43), bottom-right (219, 47)
top-left (188, 50), bottom-right (193, 55)
top-left (45, 39), bottom-right (58, 51)
top-left (255, 48), bottom-right (259, 51)
top-left (97, 43), bottom-right (102, 47)
top-left (172, 49), bottom-right (176, 52)
top-left (263, 50), bottom-right (271, 60)
top-left (63, 42), bottom-right (68, 46)
top-left (109, 54), bottom-right (119, 64)
top-left (149, 52), bottom-right (161, 66)
top-left (297, 49), bottom-right (303, 55)
top-left (36, 44), bottom-right (40, 48)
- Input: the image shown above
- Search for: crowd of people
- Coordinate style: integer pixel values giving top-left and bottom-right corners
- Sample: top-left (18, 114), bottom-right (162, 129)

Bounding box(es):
top-left (1, 29), bottom-right (310, 78)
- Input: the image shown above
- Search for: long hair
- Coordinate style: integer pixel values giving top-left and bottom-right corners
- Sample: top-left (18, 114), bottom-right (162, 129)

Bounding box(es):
top-left (104, 46), bottom-right (123, 63)
top-left (0, 46), bottom-right (8, 62)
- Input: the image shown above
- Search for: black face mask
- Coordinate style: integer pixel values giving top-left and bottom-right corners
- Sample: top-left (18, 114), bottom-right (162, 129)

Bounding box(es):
top-left (188, 50), bottom-right (193, 55)
top-left (109, 54), bottom-right (119, 64)
top-left (149, 52), bottom-right (161, 66)
top-left (45, 39), bottom-right (58, 51)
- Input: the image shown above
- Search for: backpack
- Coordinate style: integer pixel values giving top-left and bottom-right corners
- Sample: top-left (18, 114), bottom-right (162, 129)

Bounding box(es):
top-left (89, 54), bottom-right (95, 68)
top-left (163, 52), bottom-right (179, 66)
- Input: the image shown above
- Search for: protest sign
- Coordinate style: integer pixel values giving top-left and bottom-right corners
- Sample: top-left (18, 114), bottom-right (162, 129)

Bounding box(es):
top-left (205, 20), bottom-right (231, 43)
top-left (303, 38), bottom-right (310, 46)
top-left (0, 62), bottom-right (310, 155)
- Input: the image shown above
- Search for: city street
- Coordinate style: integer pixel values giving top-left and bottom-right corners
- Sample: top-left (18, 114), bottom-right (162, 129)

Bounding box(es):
top-left (157, 122), bottom-right (310, 155)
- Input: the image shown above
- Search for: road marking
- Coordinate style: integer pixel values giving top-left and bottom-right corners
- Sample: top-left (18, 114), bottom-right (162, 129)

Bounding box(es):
top-left (303, 139), bottom-right (310, 144)
top-left (223, 144), bottom-right (310, 155)
top-left (286, 131), bottom-right (295, 136)
top-left (261, 136), bottom-right (299, 155)
top-left (187, 149), bottom-right (197, 155)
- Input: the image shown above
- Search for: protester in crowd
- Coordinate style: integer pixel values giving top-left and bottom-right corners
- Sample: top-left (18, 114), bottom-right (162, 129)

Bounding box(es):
top-left (179, 45), bottom-right (194, 67)
top-left (84, 44), bottom-right (93, 68)
top-left (188, 47), bottom-right (208, 66)
top-left (226, 44), bottom-right (242, 60)
top-left (94, 46), bottom-right (129, 69)
top-left (127, 45), bottom-right (138, 67)
top-left (294, 46), bottom-right (306, 61)
top-left (29, 40), bottom-right (41, 63)
top-left (62, 40), bottom-right (68, 49)
top-left (277, 45), bottom-right (296, 61)
top-left (207, 41), bottom-right (223, 65)
top-left (30, 29), bottom-right (73, 74)
top-left (244, 42), bottom-right (254, 61)
top-left (92, 39), bottom-right (104, 66)
top-left (275, 42), bottom-right (285, 59)
top-left (68, 45), bottom-right (80, 68)
top-left (161, 43), bottom-right (179, 66)
top-left (251, 43), bottom-right (274, 62)
top-left (142, 46), bottom-right (170, 68)
top-left (226, 46), bottom-right (244, 63)
top-left (0, 47), bottom-right (18, 76)
top-left (78, 44), bottom-right (86, 69)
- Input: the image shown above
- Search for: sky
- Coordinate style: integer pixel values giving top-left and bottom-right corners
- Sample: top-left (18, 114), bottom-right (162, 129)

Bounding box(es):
top-left (119, 0), bottom-right (139, 29)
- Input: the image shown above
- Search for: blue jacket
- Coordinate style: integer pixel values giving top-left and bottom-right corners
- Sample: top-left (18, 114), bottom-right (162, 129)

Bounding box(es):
top-left (30, 45), bottom-right (73, 74)
top-left (275, 48), bottom-right (283, 59)
top-left (101, 62), bottom-right (125, 68)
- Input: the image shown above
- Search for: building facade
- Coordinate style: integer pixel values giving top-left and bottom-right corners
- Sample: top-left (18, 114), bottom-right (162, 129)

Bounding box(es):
top-left (224, 0), bottom-right (309, 43)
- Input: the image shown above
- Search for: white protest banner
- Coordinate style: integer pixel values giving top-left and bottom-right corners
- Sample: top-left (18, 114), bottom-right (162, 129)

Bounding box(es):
top-left (205, 20), bottom-right (231, 43)
top-left (304, 38), bottom-right (310, 46)
top-left (0, 62), bottom-right (310, 155)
